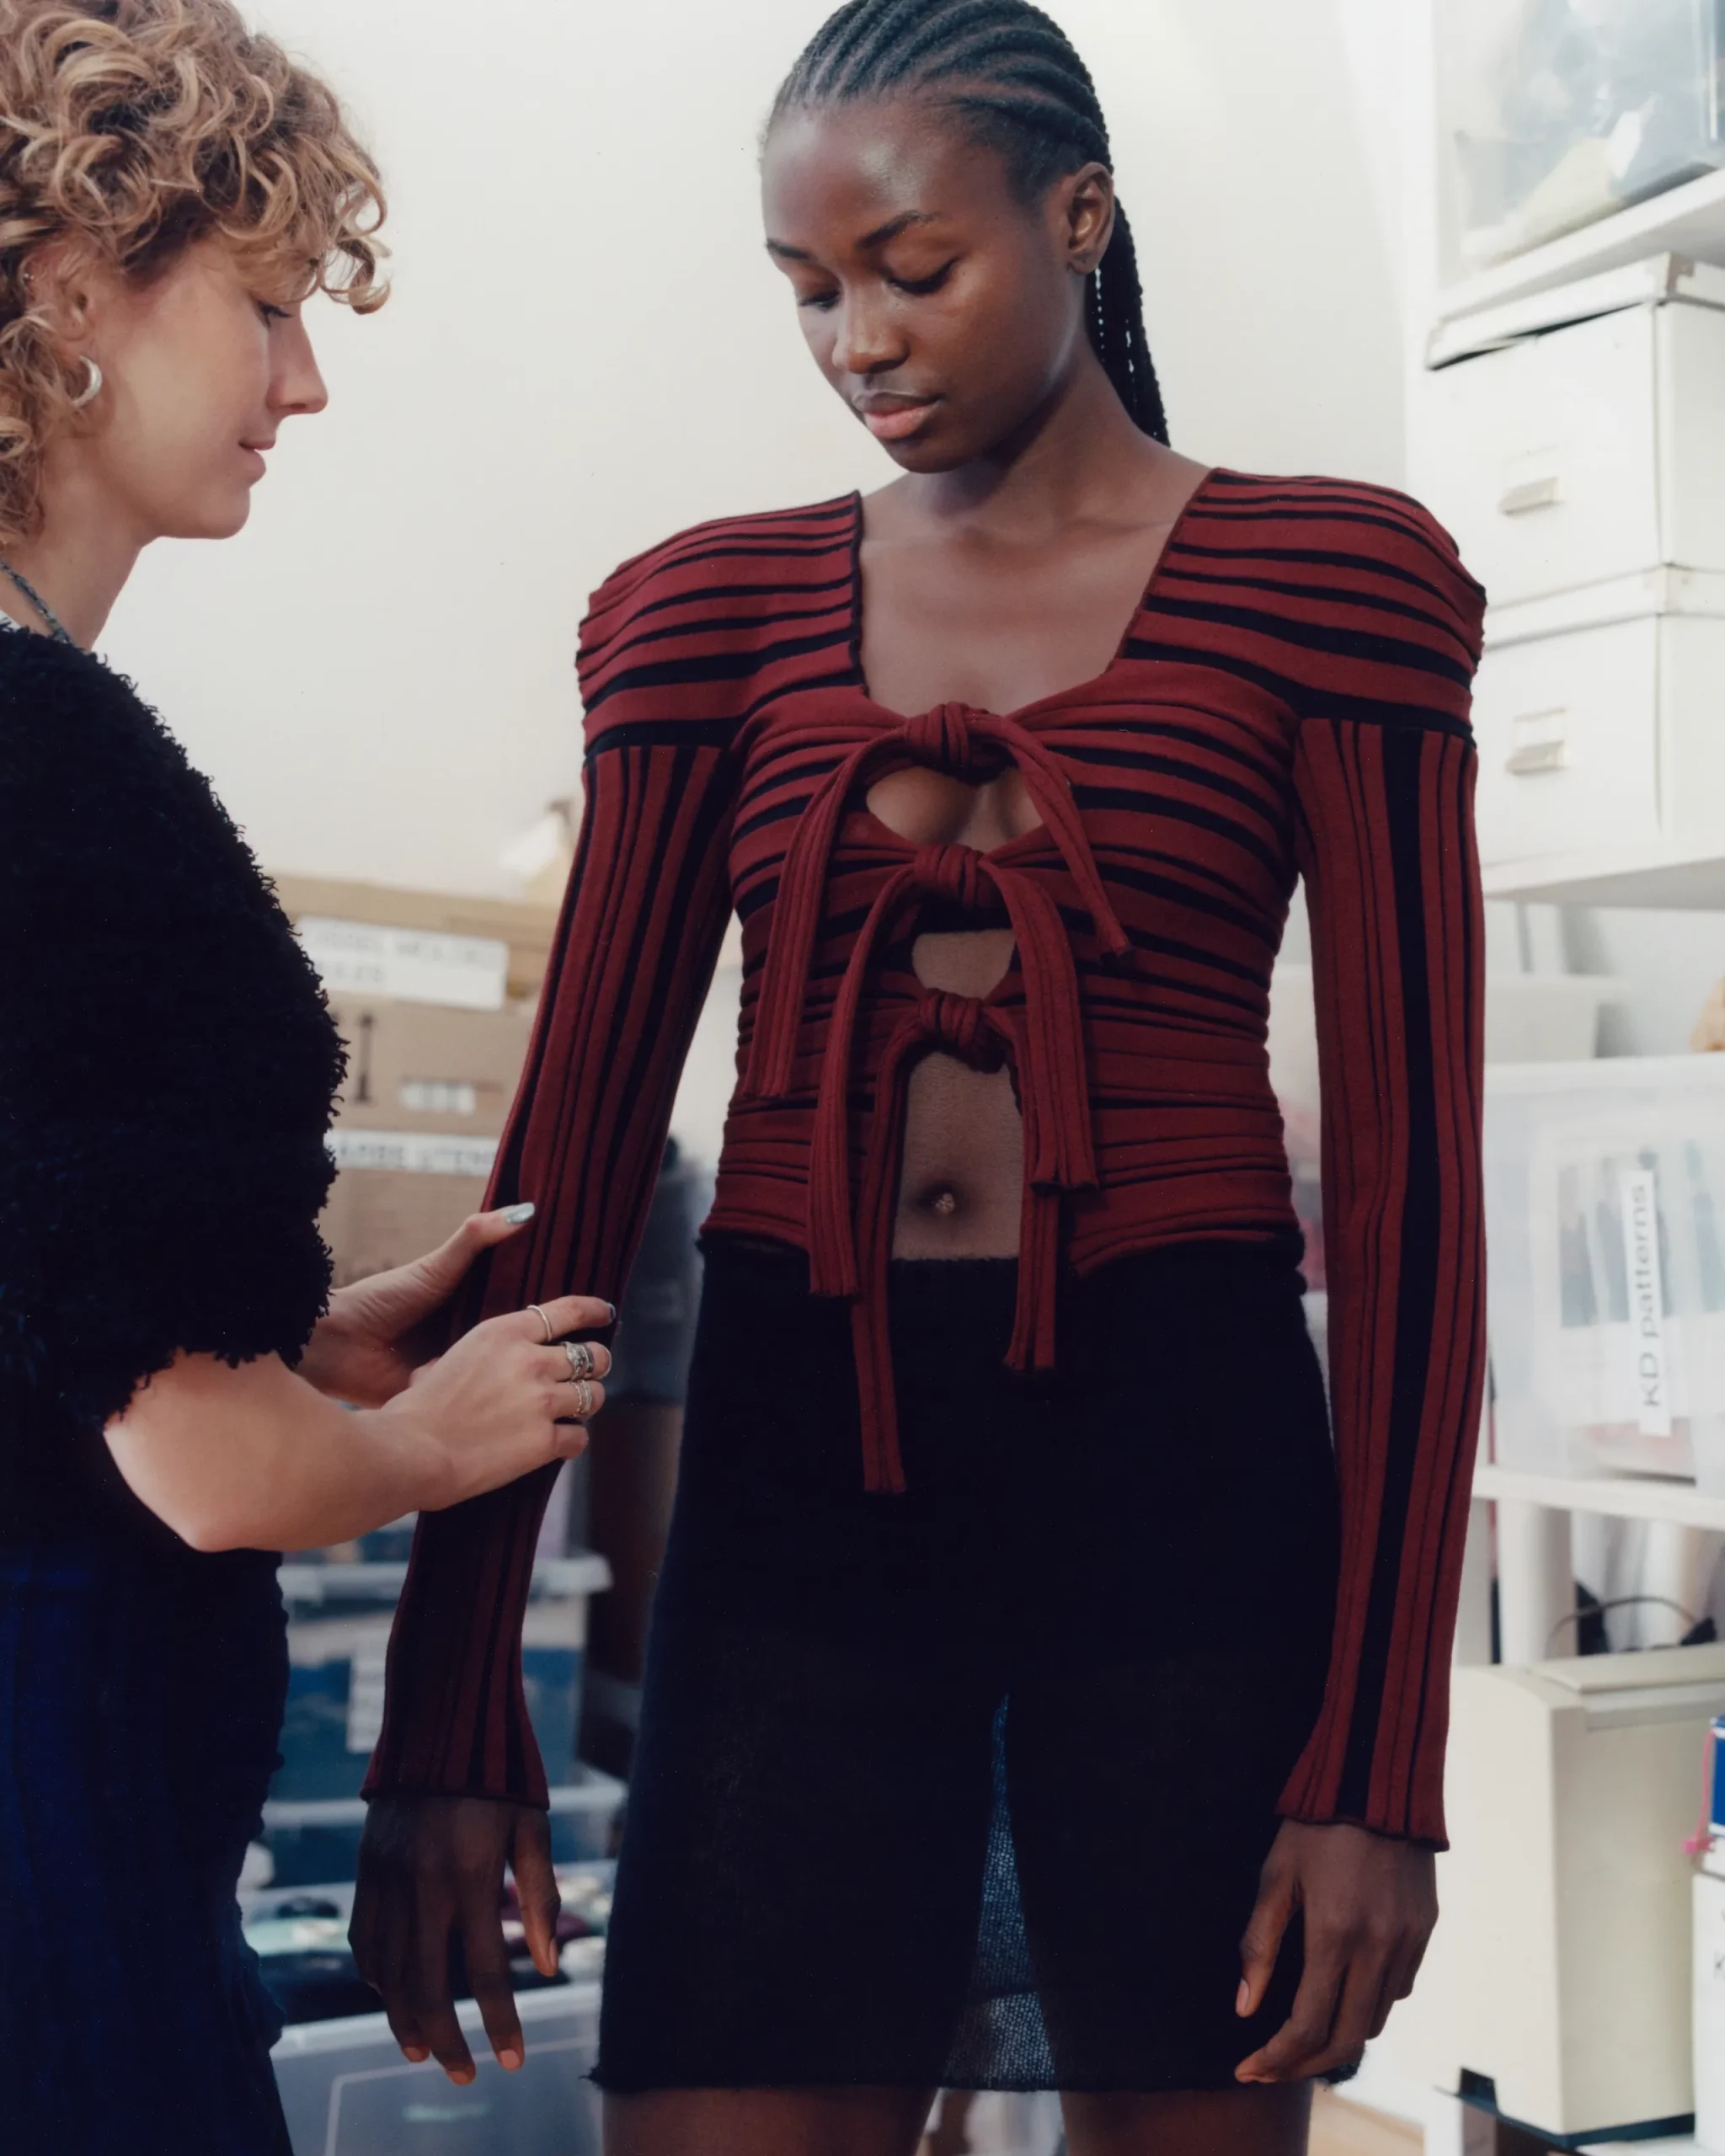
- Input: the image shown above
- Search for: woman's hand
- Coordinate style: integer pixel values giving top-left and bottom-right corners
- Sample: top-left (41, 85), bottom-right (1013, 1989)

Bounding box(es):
top-left (381, 1295), bottom-right (614, 1515)
top-left (1234, 1819), bottom-right (1437, 2084)
top-left (352, 1796), bottom-right (556, 2082)
top-left (298, 1204), bottom-right (552, 1407)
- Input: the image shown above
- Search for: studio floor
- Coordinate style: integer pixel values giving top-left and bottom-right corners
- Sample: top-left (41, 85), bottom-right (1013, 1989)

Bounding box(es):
top-left (1311, 2095), bottom-right (1422, 2156)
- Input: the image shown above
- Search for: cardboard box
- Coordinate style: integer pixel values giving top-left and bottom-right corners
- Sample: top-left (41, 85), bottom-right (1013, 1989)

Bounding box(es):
top-left (318, 995), bottom-right (535, 1284)
top-left (324, 994), bottom-right (533, 1137)
top-left (274, 872), bottom-right (559, 1005)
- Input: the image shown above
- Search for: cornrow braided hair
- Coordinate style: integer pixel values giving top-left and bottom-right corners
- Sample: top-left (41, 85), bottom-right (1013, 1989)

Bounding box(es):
top-left (771, 0), bottom-right (1168, 443)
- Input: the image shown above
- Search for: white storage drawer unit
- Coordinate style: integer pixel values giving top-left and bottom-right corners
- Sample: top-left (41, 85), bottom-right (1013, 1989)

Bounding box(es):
top-left (1421, 296), bottom-right (1725, 608)
top-left (1388, 1643), bottom-right (1725, 2143)
top-left (1471, 606), bottom-right (1725, 871)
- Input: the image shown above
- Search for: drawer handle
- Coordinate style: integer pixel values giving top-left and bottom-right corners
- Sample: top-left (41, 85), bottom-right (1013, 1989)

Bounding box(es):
top-left (1505, 708), bottom-right (1568, 777)
top-left (1498, 475), bottom-right (1562, 516)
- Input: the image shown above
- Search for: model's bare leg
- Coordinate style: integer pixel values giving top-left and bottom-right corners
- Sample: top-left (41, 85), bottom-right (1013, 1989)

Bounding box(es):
top-left (601, 2084), bottom-right (937, 2156)
top-left (1062, 2084), bottom-right (1311, 2156)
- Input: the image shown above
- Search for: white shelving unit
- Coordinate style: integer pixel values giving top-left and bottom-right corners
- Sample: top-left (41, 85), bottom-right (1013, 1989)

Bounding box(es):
top-left (1402, 19), bottom-right (1725, 2152)
top-left (1479, 842), bottom-right (1725, 911)
top-left (1475, 1464), bottom-right (1725, 1534)
top-left (1437, 164), bottom-right (1725, 327)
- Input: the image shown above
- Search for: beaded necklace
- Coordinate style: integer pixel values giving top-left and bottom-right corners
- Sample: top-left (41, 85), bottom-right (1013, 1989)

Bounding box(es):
top-left (0, 558), bottom-right (75, 644)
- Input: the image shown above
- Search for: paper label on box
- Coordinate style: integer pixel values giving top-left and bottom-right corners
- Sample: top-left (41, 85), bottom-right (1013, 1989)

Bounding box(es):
top-left (328, 1129), bottom-right (499, 1177)
top-left (1617, 1163), bottom-right (1673, 1438)
top-left (346, 1641), bottom-right (389, 1754)
top-left (298, 917), bottom-right (508, 1012)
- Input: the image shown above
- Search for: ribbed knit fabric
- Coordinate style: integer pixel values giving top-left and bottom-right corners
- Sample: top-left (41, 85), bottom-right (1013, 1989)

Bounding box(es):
top-left (367, 468), bottom-right (1487, 1848)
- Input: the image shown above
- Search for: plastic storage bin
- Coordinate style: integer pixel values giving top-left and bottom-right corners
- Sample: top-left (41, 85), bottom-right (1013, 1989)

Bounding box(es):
top-left (274, 1553), bottom-right (611, 1803)
top-left (1436, 0), bottom-right (1725, 281)
top-left (271, 1982), bottom-right (602, 2156)
top-left (1484, 1054), bottom-right (1725, 1491)
top-left (260, 1764), bottom-right (626, 1886)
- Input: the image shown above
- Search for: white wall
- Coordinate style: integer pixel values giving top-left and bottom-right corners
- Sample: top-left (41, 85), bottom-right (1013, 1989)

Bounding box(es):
top-left (97, 0), bottom-right (1413, 902)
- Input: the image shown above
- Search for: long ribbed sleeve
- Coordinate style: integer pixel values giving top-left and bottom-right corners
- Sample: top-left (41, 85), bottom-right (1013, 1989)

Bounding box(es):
top-left (1275, 539), bottom-right (1487, 1849)
top-left (364, 731), bottom-right (738, 1802)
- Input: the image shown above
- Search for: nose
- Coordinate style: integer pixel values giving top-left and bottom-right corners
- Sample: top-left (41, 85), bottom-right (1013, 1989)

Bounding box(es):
top-left (829, 288), bottom-right (909, 380)
top-left (270, 311), bottom-right (329, 420)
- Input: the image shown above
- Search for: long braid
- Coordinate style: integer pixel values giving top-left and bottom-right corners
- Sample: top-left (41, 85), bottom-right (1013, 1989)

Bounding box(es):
top-left (772, 0), bottom-right (1169, 441)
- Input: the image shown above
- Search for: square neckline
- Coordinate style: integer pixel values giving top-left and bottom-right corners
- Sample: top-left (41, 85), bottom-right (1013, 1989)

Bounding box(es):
top-left (842, 464), bottom-right (1224, 728)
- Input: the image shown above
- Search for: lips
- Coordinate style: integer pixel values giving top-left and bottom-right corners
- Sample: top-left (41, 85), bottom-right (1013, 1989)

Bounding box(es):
top-left (855, 396), bottom-right (939, 443)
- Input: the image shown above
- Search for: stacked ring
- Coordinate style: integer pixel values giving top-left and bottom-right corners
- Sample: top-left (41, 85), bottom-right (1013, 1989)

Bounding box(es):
top-left (563, 1339), bottom-right (597, 1381)
top-left (569, 1379), bottom-right (595, 1420)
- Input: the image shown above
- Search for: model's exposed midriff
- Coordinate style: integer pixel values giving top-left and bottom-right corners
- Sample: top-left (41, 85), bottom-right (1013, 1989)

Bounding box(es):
top-left (857, 472), bottom-right (1210, 1257)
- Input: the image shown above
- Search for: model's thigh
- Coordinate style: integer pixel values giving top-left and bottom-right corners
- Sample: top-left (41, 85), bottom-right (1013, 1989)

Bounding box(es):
top-left (1002, 1639), bottom-right (1324, 2091)
top-left (1062, 2083), bottom-right (1311, 2156)
top-left (602, 2084), bottom-right (936, 2156)
top-left (595, 1614), bottom-right (998, 2091)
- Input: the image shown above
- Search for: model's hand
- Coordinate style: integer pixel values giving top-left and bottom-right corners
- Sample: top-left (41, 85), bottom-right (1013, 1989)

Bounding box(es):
top-left (299, 1204), bottom-right (571, 1407)
top-left (1233, 1819), bottom-right (1436, 2083)
top-left (352, 1796), bottom-right (558, 2080)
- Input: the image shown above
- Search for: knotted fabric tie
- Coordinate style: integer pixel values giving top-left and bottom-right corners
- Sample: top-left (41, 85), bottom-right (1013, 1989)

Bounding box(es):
top-left (745, 702), bottom-right (1132, 1102)
top-left (805, 845), bottom-right (1101, 1492)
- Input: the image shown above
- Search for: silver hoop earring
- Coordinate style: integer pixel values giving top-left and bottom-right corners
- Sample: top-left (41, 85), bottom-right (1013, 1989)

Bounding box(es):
top-left (70, 356), bottom-right (103, 409)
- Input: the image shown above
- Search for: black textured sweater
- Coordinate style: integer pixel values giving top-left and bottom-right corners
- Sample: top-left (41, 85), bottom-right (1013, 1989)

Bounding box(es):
top-left (0, 625), bottom-right (346, 1536)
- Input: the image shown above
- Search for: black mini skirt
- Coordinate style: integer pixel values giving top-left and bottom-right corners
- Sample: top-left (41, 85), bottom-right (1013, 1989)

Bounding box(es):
top-left (593, 1234), bottom-right (1341, 2095)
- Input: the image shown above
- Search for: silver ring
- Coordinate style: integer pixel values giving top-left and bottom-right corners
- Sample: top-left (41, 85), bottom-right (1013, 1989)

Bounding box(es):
top-left (570, 1378), bottom-right (595, 1420)
top-left (563, 1339), bottom-right (596, 1381)
top-left (527, 1305), bottom-right (554, 1344)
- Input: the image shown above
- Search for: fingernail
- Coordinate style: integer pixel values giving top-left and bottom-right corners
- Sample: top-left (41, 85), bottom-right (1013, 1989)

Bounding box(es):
top-left (448, 2068), bottom-right (476, 2086)
top-left (403, 2047), bottom-right (429, 2063)
top-left (605, 1302), bottom-right (618, 1325)
top-left (498, 2047), bottom-right (522, 2072)
top-left (501, 1201), bottom-right (536, 1225)
top-left (1236, 1981), bottom-right (1250, 2016)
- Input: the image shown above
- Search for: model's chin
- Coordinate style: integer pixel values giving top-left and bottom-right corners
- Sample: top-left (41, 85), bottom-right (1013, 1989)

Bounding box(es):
top-left (164, 492), bottom-right (254, 542)
top-left (879, 432), bottom-right (977, 476)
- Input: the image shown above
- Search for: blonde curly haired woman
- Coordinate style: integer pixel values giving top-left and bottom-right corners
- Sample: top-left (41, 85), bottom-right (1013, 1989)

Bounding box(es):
top-left (0, 5), bottom-right (621, 2145)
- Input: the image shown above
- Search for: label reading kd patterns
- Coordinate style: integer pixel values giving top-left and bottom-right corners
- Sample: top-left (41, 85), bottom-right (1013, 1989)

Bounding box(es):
top-left (1617, 1163), bottom-right (1672, 1438)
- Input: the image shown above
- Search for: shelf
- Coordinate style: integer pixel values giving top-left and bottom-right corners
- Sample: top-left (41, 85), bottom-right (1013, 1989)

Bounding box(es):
top-left (1438, 165), bottom-right (1725, 325)
top-left (1475, 1463), bottom-right (1725, 1532)
top-left (1579, 2139), bottom-right (1700, 2153)
top-left (1480, 843), bottom-right (1725, 910)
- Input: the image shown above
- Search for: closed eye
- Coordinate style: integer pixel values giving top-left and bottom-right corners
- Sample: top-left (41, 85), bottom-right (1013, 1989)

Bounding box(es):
top-left (889, 262), bottom-right (958, 296)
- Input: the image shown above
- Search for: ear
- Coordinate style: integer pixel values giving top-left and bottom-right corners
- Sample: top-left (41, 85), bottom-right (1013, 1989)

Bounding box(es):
top-left (22, 241), bottom-right (107, 346)
top-left (1058, 162), bottom-right (1116, 278)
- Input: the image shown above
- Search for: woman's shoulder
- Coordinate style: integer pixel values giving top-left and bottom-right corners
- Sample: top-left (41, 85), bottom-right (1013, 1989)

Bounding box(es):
top-left (0, 630), bottom-right (212, 828)
top-left (577, 494), bottom-right (857, 723)
top-left (0, 632), bottom-right (336, 1068)
top-left (1192, 467), bottom-right (1487, 634)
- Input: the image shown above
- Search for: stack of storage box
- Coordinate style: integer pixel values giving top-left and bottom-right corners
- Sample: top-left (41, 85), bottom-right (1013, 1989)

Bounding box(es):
top-left (1413, 253), bottom-right (1725, 1502)
top-left (1418, 253), bottom-right (1725, 894)
top-left (294, 910), bottom-right (536, 1284)
top-left (264, 1552), bottom-right (622, 1886)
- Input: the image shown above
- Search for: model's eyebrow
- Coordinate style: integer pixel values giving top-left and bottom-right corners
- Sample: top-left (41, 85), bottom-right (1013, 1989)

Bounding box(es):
top-left (764, 211), bottom-right (939, 263)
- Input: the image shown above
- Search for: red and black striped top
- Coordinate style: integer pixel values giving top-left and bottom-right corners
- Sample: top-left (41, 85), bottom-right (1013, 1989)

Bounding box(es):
top-left (368, 468), bottom-right (1487, 1847)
